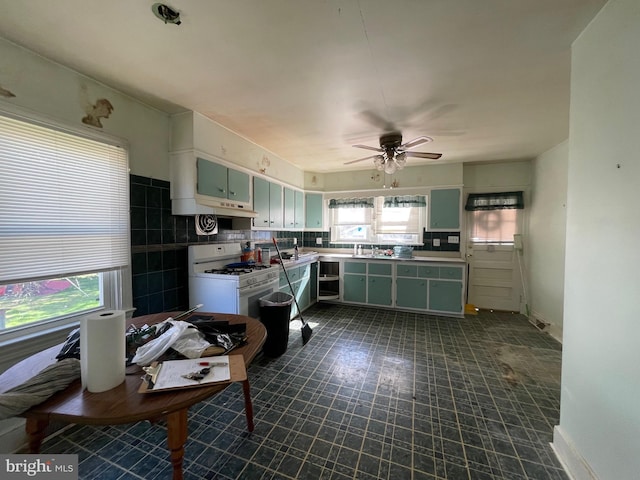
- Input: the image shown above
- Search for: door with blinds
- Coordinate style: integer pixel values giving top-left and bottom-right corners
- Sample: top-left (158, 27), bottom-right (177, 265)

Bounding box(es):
top-left (465, 192), bottom-right (524, 312)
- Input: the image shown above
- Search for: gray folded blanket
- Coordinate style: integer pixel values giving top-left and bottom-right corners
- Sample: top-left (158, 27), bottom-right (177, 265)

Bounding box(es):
top-left (0, 358), bottom-right (81, 420)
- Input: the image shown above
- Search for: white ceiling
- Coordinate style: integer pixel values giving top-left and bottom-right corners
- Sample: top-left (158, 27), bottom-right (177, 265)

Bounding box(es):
top-left (0, 0), bottom-right (606, 172)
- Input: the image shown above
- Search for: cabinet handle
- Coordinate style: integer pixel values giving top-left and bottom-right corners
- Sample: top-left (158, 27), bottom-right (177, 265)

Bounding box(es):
top-left (230, 191), bottom-right (236, 196)
top-left (219, 188), bottom-right (225, 193)
top-left (263, 220), bottom-right (269, 223)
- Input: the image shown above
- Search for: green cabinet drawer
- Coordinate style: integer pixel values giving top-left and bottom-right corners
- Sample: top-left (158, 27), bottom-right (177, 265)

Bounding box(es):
top-left (439, 266), bottom-right (463, 280)
top-left (396, 264), bottom-right (418, 277)
top-left (418, 265), bottom-right (439, 278)
top-left (368, 263), bottom-right (392, 276)
top-left (344, 261), bottom-right (366, 274)
top-left (344, 274), bottom-right (366, 303)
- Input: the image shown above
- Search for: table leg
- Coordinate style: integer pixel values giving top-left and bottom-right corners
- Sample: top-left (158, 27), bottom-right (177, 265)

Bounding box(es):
top-left (242, 379), bottom-right (254, 432)
top-left (25, 417), bottom-right (49, 453)
top-left (166, 409), bottom-right (188, 480)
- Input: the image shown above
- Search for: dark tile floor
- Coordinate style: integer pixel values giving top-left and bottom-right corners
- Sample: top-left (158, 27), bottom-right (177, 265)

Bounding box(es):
top-left (40, 304), bottom-right (567, 479)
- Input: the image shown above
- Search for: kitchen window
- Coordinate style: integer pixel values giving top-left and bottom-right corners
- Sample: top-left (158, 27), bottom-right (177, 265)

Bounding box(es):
top-left (329, 195), bottom-right (426, 245)
top-left (465, 191), bottom-right (524, 243)
top-left (0, 111), bottom-right (131, 341)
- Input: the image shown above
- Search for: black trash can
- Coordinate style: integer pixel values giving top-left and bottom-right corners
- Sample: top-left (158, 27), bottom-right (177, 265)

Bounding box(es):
top-left (259, 292), bottom-right (293, 357)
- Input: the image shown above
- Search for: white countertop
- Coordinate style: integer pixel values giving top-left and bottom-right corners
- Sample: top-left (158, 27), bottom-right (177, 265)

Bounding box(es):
top-left (276, 251), bottom-right (465, 265)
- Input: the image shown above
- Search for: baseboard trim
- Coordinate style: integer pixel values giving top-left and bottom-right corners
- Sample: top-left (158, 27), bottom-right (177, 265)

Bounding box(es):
top-left (551, 425), bottom-right (598, 480)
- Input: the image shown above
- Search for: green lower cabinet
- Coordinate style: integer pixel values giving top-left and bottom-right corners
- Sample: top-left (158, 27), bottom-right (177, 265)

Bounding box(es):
top-left (428, 280), bottom-right (463, 313)
top-left (344, 274), bottom-right (366, 303)
top-left (367, 276), bottom-right (392, 306)
top-left (396, 278), bottom-right (427, 309)
top-left (297, 277), bottom-right (311, 311)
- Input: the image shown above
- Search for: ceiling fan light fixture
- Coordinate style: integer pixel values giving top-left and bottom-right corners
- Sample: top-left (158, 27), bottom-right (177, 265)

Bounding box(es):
top-left (395, 152), bottom-right (407, 168)
top-left (384, 160), bottom-right (397, 174)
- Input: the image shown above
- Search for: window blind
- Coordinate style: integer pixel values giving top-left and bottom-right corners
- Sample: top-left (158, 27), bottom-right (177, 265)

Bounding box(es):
top-left (0, 114), bottom-right (130, 283)
top-left (374, 196), bottom-right (425, 235)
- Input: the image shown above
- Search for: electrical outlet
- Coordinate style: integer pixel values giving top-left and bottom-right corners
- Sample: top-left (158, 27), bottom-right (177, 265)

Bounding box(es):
top-left (293, 237), bottom-right (297, 245)
top-left (433, 238), bottom-right (441, 247)
top-left (316, 237), bottom-right (322, 245)
top-left (448, 236), bottom-right (459, 244)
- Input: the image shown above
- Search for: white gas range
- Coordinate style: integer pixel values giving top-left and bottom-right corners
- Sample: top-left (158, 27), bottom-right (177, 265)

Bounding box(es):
top-left (188, 243), bottom-right (279, 318)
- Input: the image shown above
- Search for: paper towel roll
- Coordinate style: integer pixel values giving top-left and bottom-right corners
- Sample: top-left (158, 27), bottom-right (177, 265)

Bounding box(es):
top-left (80, 310), bottom-right (126, 393)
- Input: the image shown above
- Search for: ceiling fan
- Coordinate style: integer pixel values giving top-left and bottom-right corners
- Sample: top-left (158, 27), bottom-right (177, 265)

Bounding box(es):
top-left (345, 132), bottom-right (442, 174)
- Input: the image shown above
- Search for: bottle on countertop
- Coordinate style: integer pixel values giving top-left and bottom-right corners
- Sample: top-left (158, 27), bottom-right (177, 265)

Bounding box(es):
top-left (294, 244), bottom-right (299, 260)
top-left (256, 246), bottom-right (262, 264)
top-left (241, 241), bottom-right (255, 263)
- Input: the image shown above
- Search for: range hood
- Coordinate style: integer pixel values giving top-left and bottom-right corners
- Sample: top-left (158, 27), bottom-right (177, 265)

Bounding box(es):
top-left (171, 197), bottom-right (257, 218)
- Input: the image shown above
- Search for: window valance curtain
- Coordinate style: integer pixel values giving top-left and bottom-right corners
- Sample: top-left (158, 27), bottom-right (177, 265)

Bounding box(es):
top-left (464, 191), bottom-right (524, 211)
top-left (383, 195), bottom-right (426, 208)
top-left (328, 197), bottom-right (374, 209)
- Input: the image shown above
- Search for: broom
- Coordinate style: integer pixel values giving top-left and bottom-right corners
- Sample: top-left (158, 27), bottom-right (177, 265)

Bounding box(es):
top-left (272, 238), bottom-right (313, 345)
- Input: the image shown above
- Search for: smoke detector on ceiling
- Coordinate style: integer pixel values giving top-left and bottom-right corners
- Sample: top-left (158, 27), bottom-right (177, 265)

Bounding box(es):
top-left (152, 3), bottom-right (182, 25)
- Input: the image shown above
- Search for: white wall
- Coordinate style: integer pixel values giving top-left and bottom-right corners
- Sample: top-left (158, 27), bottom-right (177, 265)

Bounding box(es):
top-left (320, 162), bottom-right (463, 192)
top-left (529, 141), bottom-right (568, 341)
top-left (553, 1), bottom-right (640, 479)
top-left (0, 37), bottom-right (170, 179)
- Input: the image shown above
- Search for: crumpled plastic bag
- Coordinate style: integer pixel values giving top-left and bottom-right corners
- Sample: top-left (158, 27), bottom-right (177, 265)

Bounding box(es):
top-left (132, 319), bottom-right (192, 365)
top-left (170, 326), bottom-right (212, 359)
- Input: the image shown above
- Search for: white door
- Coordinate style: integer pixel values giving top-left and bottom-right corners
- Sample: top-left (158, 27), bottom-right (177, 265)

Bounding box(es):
top-left (465, 202), bottom-right (524, 312)
top-left (467, 244), bottom-right (522, 311)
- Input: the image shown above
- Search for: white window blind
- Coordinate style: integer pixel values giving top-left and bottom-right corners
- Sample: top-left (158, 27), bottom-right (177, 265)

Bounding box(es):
top-left (0, 114), bottom-right (130, 284)
top-left (374, 196), bottom-right (425, 235)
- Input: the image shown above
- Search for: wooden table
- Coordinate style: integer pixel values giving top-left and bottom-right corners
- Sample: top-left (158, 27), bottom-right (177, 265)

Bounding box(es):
top-left (0, 312), bottom-right (266, 480)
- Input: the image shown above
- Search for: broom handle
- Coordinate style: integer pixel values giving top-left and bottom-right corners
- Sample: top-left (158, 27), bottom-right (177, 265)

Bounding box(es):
top-left (272, 238), bottom-right (304, 321)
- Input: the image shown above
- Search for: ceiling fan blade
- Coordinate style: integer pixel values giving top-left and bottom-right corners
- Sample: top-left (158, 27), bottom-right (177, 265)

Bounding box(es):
top-left (399, 136), bottom-right (433, 150)
top-left (404, 151), bottom-right (442, 160)
top-left (352, 144), bottom-right (383, 152)
top-left (344, 154), bottom-right (379, 165)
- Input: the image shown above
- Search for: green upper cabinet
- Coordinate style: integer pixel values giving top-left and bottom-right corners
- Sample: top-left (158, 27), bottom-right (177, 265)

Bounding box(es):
top-left (253, 177), bottom-right (283, 229)
top-left (294, 190), bottom-right (304, 229)
top-left (197, 158), bottom-right (227, 199)
top-left (197, 158), bottom-right (250, 203)
top-left (253, 177), bottom-right (271, 228)
top-left (283, 187), bottom-right (304, 230)
top-left (305, 193), bottom-right (323, 229)
top-left (429, 188), bottom-right (461, 230)
top-left (284, 187), bottom-right (296, 229)
top-left (269, 183), bottom-right (283, 229)
top-left (227, 168), bottom-right (250, 203)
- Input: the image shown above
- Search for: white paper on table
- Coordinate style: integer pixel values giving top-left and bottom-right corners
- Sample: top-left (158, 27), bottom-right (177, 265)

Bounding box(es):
top-left (151, 356), bottom-right (231, 391)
